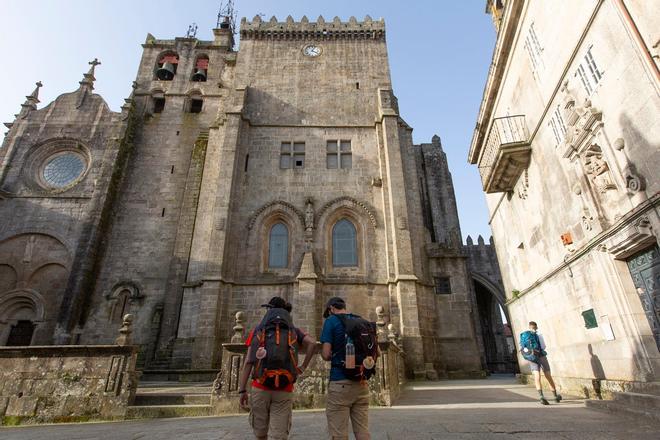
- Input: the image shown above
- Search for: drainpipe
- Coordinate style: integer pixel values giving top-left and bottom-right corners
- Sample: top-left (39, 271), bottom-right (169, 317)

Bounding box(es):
top-left (612, 0), bottom-right (660, 88)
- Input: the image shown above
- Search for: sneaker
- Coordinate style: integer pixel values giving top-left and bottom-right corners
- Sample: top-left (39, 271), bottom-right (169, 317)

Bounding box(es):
top-left (554, 394), bottom-right (562, 403)
top-left (540, 397), bottom-right (549, 405)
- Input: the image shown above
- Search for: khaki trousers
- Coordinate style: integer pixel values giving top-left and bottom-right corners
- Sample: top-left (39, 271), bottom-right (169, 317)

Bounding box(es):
top-left (325, 380), bottom-right (371, 439)
top-left (249, 387), bottom-right (293, 440)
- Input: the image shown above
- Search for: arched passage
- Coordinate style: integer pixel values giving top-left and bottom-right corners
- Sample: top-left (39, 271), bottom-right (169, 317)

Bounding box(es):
top-left (473, 278), bottom-right (518, 374)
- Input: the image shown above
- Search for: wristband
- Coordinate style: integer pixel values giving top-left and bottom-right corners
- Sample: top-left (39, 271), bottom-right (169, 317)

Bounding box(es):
top-left (238, 389), bottom-right (247, 394)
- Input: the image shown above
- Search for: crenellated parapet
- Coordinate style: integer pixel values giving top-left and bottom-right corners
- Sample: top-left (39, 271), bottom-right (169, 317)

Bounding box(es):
top-left (240, 15), bottom-right (385, 40)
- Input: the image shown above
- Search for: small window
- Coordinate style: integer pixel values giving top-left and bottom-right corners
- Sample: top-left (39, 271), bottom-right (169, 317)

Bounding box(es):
top-left (280, 142), bottom-right (304, 169)
top-left (548, 105), bottom-right (567, 146)
top-left (434, 277), bottom-right (452, 295)
top-left (574, 47), bottom-right (602, 96)
top-left (153, 97), bottom-right (166, 113)
top-left (582, 309), bottom-right (598, 329)
top-left (332, 219), bottom-right (358, 267)
top-left (268, 223), bottom-right (289, 268)
top-left (524, 22), bottom-right (543, 74)
top-left (156, 53), bottom-right (179, 81)
top-left (190, 98), bottom-right (203, 113)
top-left (327, 140), bottom-right (352, 169)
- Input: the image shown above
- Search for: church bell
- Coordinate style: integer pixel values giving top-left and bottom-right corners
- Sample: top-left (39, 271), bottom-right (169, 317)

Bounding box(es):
top-left (191, 69), bottom-right (207, 82)
top-left (156, 62), bottom-right (176, 81)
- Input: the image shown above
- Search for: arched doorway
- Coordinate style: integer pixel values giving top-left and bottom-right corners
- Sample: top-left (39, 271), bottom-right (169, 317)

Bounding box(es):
top-left (6, 320), bottom-right (36, 346)
top-left (473, 277), bottom-right (518, 374)
top-left (0, 289), bottom-right (45, 346)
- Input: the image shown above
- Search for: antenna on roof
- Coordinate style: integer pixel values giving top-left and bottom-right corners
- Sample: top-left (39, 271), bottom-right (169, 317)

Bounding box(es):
top-left (217, 0), bottom-right (237, 34)
top-left (186, 22), bottom-right (198, 38)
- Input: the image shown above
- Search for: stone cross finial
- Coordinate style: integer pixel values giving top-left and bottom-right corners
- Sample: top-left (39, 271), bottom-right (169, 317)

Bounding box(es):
top-left (115, 314), bottom-right (134, 346)
top-left (80, 58), bottom-right (101, 88)
top-left (376, 306), bottom-right (387, 342)
top-left (231, 311), bottom-right (245, 343)
top-left (89, 57), bottom-right (101, 70)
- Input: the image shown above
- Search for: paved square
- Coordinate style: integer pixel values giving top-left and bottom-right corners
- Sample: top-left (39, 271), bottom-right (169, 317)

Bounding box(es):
top-left (2, 377), bottom-right (658, 439)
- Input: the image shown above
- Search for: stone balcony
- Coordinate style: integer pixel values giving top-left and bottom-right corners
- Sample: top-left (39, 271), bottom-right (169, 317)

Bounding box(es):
top-left (478, 115), bottom-right (531, 193)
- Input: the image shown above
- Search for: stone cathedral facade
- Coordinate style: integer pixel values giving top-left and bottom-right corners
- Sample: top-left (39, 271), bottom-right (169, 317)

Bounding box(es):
top-left (0, 16), bottom-right (506, 378)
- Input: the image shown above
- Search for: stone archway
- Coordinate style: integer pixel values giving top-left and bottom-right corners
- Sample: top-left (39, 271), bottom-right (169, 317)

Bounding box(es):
top-left (473, 277), bottom-right (518, 374)
top-left (0, 233), bottom-right (70, 345)
top-left (0, 289), bottom-right (46, 346)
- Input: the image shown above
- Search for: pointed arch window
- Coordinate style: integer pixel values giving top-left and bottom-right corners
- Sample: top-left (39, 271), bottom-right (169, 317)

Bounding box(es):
top-left (333, 219), bottom-right (358, 267)
top-left (268, 223), bottom-right (289, 268)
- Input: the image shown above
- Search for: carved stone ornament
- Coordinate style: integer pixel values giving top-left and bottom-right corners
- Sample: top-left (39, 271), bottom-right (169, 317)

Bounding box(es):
top-left (606, 216), bottom-right (656, 259)
top-left (623, 164), bottom-right (645, 193)
top-left (581, 208), bottom-right (595, 231)
top-left (304, 198), bottom-right (315, 232)
top-left (582, 144), bottom-right (617, 193)
top-left (562, 100), bottom-right (603, 161)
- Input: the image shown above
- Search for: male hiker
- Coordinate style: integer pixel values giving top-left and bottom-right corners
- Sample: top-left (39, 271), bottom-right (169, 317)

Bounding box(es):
top-left (320, 297), bottom-right (379, 440)
top-left (238, 297), bottom-right (316, 440)
top-left (519, 320), bottom-right (562, 405)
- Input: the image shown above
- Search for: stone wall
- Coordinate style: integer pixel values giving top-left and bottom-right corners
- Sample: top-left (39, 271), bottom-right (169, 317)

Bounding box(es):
top-left (0, 345), bottom-right (138, 425)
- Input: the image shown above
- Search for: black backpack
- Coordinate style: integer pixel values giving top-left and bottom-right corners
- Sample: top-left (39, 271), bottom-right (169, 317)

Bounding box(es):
top-left (335, 314), bottom-right (379, 381)
top-left (249, 308), bottom-right (299, 389)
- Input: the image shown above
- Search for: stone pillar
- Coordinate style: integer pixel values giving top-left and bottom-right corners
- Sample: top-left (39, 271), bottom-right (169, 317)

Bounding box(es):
top-left (115, 314), bottom-right (133, 346)
top-left (230, 311), bottom-right (245, 343)
top-left (182, 89), bottom-right (246, 369)
top-left (294, 251), bottom-right (320, 339)
top-left (376, 306), bottom-right (387, 343)
top-left (211, 343), bottom-right (246, 414)
top-left (377, 88), bottom-right (425, 373)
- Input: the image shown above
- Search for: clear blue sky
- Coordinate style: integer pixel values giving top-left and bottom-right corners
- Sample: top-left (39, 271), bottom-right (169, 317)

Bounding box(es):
top-left (0, 0), bottom-right (496, 242)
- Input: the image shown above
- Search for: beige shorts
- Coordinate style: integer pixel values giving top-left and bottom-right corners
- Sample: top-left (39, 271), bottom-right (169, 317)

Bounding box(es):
top-left (326, 380), bottom-right (371, 439)
top-left (249, 387), bottom-right (293, 440)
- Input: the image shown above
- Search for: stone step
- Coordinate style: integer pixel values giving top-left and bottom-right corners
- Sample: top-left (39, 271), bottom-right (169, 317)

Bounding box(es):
top-left (612, 391), bottom-right (660, 410)
top-left (586, 396), bottom-right (660, 423)
top-left (134, 393), bottom-right (211, 406)
top-left (140, 369), bottom-right (219, 382)
top-left (126, 404), bottom-right (213, 419)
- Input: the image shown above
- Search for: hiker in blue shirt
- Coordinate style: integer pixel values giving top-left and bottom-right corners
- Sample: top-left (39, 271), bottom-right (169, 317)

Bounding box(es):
top-left (320, 297), bottom-right (372, 440)
top-left (520, 321), bottom-right (562, 405)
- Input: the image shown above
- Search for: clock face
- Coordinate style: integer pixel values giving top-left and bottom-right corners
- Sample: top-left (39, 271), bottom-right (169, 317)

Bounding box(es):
top-left (303, 45), bottom-right (322, 57)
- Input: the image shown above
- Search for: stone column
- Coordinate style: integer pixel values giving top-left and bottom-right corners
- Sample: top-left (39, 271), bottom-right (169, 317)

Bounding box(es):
top-left (183, 89), bottom-right (246, 369)
top-left (377, 88), bottom-right (424, 372)
top-left (294, 252), bottom-right (320, 339)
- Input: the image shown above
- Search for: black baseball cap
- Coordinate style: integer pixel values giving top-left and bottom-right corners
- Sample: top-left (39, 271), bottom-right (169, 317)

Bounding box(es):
top-left (323, 297), bottom-right (346, 318)
top-left (261, 296), bottom-right (287, 309)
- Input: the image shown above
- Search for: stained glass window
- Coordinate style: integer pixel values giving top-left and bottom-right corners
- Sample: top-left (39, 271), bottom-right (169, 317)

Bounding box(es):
top-left (42, 153), bottom-right (85, 188)
top-left (268, 223), bottom-right (289, 268)
top-left (333, 219), bottom-right (357, 267)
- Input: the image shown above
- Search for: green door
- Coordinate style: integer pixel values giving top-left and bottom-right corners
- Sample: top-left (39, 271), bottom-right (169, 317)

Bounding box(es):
top-left (626, 244), bottom-right (660, 351)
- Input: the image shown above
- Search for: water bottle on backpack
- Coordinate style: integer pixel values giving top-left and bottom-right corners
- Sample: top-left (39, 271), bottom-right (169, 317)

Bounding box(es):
top-left (345, 338), bottom-right (356, 369)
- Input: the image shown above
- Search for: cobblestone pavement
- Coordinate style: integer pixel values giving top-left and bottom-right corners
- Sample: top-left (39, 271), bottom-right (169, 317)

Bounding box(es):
top-left (2, 376), bottom-right (659, 439)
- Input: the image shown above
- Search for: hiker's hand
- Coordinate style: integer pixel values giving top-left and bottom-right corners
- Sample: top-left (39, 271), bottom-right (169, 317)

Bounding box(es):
top-left (239, 392), bottom-right (249, 409)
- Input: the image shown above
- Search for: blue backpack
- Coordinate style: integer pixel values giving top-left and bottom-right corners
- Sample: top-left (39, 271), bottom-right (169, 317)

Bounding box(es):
top-left (519, 331), bottom-right (546, 363)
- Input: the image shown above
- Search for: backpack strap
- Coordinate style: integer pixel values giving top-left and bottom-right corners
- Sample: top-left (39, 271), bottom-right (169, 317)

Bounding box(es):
top-left (334, 313), bottom-right (360, 333)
